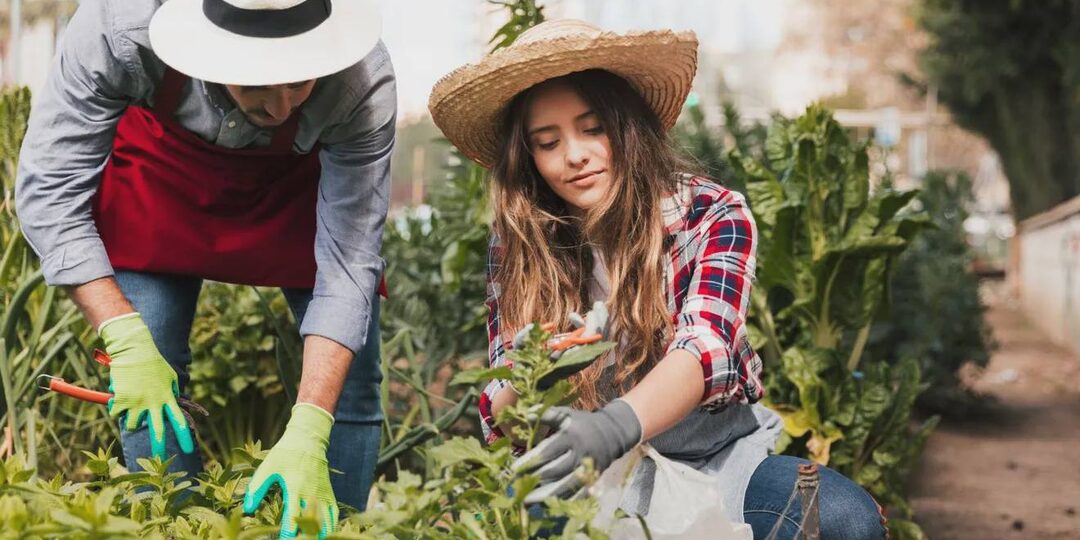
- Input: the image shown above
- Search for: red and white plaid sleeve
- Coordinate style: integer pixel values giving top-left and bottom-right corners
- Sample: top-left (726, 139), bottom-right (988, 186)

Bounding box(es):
top-left (478, 236), bottom-right (510, 443)
top-left (665, 187), bottom-right (765, 412)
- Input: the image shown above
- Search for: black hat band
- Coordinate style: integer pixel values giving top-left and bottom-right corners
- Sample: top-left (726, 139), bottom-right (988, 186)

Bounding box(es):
top-left (203, 0), bottom-right (332, 38)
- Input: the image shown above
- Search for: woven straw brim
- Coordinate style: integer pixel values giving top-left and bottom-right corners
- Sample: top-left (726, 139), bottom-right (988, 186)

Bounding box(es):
top-left (429, 30), bottom-right (698, 168)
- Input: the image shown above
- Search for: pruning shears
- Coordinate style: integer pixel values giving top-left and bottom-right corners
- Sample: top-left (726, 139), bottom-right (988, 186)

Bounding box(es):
top-left (545, 322), bottom-right (603, 353)
top-left (511, 302), bottom-right (610, 355)
top-left (37, 349), bottom-right (208, 428)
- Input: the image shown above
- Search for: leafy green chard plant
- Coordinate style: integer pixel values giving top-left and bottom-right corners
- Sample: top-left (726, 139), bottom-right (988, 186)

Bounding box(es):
top-left (356, 325), bottom-right (614, 539)
top-left (724, 105), bottom-right (938, 538)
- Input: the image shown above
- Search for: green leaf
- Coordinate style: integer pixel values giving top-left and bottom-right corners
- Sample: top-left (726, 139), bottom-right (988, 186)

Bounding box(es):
top-left (755, 204), bottom-right (800, 292)
top-left (548, 342), bottom-right (616, 373)
top-left (872, 449), bottom-right (901, 467)
top-left (886, 518), bottom-right (929, 540)
top-left (853, 463), bottom-right (882, 485)
top-left (450, 366), bottom-right (513, 386)
top-left (843, 149), bottom-right (870, 211)
top-left (427, 436), bottom-right (500, 471)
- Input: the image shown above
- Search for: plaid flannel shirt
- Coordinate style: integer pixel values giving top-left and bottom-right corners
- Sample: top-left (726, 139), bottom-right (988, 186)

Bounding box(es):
top-left (479, 175), bottom-right (765, 443)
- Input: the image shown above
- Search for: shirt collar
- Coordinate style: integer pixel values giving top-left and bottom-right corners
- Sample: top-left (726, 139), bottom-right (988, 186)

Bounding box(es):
top-left (201, 80), bottom-right (236, 114)
top-left (662, 174), bottom-right (694, 236)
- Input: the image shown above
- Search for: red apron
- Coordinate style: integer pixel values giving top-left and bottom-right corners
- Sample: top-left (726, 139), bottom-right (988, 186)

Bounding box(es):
top-left (93, 68), bottom-right (387, 296)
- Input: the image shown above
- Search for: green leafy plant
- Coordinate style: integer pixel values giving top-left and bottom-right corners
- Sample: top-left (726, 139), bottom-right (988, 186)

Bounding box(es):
top-left (375, 0), bottom-right (543, 476)
top-left (488, 0), bottom-right (545, 52)
top-left (359, 324), bottom-right (614, 539)
top-left (187, 284), bottom-right (299, 465)
top-left (0, 87), bottom-right (104, 477)
top-left (0, 326), bottom-right (615, 539)
top-left (726, 105), bottom-right (938, 535)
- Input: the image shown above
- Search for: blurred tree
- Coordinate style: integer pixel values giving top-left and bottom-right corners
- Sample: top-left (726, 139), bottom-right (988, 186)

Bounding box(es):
top-left (915, 0), bottom-right (1080, 219)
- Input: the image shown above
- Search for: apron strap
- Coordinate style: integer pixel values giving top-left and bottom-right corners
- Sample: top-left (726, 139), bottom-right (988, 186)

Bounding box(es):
top-left (153, 66), bottom-right (300, 153)
top-left (270, 113), bottom-right (301, 153)
top-left (152, 67), bottom-right (187, 115)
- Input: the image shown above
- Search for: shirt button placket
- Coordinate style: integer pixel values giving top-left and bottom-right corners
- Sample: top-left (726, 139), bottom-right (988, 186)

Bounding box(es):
top-left (219, 112), bottom-right (242, 146)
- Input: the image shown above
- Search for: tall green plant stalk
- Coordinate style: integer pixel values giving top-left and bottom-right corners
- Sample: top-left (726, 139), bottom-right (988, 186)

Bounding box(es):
top-left (0, 87), bottom-right (106, 474)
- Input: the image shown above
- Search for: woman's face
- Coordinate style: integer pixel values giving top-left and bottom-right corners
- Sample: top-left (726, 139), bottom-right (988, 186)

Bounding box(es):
top-left (524, 81), bottom-right (613, 211)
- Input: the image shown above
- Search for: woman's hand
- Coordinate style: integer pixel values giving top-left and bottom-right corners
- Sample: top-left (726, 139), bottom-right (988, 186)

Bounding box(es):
top-left (520, 301), bottom-right (609, 390)
top-left (511, 399), bottom-right (641, 504)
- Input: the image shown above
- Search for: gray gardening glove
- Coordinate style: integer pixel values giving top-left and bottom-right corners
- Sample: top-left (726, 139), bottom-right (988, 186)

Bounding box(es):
top-left (511, 399), bottom-right (641, 504)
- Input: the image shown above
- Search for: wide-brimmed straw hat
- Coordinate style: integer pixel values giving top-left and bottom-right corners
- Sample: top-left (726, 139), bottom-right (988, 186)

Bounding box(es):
top-left (149, 0), bottom-right (381, 86)
top-left (428, 19), bottom-right (698, 168)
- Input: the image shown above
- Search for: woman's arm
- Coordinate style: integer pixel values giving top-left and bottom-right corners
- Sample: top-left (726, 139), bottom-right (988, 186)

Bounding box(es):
top-left (620, 349), bottom-right (703, 440)
top-left (622, 187), bottom-right (763, 439)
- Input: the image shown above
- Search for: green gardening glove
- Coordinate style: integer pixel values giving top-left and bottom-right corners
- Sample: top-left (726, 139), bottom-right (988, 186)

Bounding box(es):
top-left (244, 403), bottom-right (338, 539)
top-left (101, 313), bottom-right (195, 460)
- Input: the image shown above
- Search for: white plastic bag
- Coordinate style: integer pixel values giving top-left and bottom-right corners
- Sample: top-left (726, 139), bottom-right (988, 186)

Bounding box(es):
top-left (588, 444), bottom-right (752, 540)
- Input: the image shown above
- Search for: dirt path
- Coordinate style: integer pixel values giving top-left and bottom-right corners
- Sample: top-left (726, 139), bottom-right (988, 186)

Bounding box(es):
top-left (909, 283), bottom-right (1080, 539)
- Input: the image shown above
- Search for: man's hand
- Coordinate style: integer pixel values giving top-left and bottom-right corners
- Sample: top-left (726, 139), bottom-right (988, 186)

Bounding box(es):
top-left (244, 403), bottom-right (338, 539)
top-left (101, 313), bottom-right (195, 459)
top-left (511, 398), bottom-right (641, 505)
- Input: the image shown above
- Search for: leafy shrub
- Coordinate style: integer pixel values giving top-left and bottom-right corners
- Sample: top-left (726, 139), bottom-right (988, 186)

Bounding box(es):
top-left (721, 106), bottom-right (938, 537)
top-left (0, 87), bottom-right (105, 477)
top-left (869, 171), bottom-right (993, 416)
top-left (188, 284), bottom-right (298, 465)
top-left (0, 325), bottom-right (614, 539)
top-left (374, 0), bottom-right (545, 474)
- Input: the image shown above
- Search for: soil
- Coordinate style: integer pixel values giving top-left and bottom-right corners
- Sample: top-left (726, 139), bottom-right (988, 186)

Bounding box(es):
top-left (909, 281), bottom-right (1080, 539)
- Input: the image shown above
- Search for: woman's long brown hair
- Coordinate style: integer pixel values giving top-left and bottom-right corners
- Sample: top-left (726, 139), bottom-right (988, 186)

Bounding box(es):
top-left (490, 69), bottom-right (696, 410)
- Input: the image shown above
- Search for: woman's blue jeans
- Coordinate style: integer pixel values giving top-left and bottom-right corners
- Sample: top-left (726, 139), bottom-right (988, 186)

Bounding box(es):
top-left (113, 270), bottom-right (383, 512)
top-left (743, 455), bottom-right (886, 539)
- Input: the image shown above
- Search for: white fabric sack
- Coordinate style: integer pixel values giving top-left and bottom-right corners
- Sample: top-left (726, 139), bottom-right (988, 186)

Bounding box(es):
top-left (588, 444), bottom-right (753, 540)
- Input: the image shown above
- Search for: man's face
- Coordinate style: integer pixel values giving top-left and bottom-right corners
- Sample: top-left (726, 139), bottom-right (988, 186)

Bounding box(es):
top-left (223, 80), bottom-right (317, 128)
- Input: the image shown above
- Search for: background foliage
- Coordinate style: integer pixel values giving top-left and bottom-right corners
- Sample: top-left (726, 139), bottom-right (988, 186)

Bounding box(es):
top-left (914, 0), bottom-right (1080, 219)
top-left (868, 171), bottom-right (993, 416)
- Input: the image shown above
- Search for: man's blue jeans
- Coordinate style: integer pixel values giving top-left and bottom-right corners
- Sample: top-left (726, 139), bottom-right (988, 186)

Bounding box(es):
top-left (113, 270), bottom-right (383, 512)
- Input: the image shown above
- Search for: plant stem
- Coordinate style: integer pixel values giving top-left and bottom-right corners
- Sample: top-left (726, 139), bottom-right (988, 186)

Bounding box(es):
top-left (846, 322), bottom-right (872, 372)
top-left (751, 290), bottom-right (783, 365)
top-left (0, 340), bottom-right (24, 457)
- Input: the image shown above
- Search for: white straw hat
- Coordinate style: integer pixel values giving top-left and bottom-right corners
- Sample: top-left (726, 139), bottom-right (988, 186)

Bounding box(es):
top-left (429, 19), bottom-right (698, 168)
top-left (149, 0), bottom-right (382, 86)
